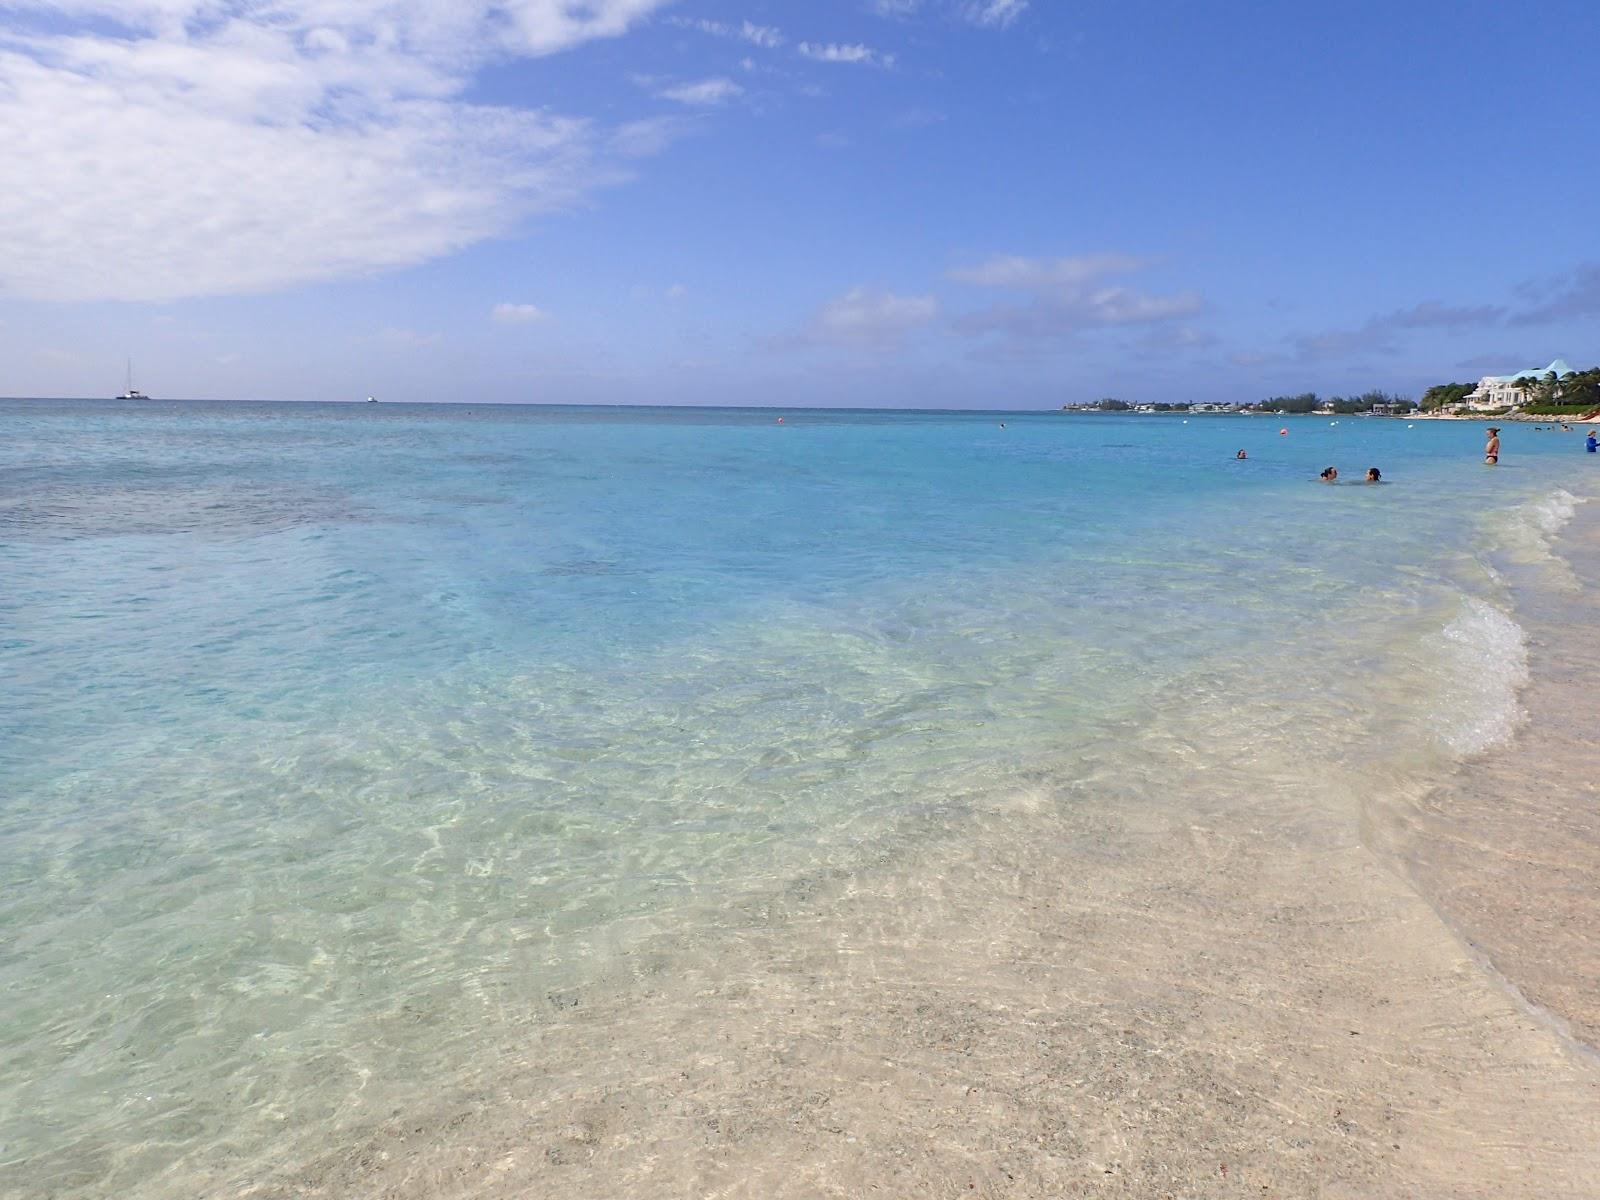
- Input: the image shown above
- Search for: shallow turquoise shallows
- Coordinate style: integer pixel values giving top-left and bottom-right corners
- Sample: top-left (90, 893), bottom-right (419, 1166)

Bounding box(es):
top-left (1, 400), bottom-right (1593, 1195)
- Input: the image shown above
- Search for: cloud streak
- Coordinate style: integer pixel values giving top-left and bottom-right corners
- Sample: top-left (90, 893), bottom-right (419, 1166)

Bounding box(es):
top-left (492, 302), bottom-right (547, 324)
top-left (950, 253), bottom-right (1204, 345)
top-left (668, 17), bottom-right (785, 48)
top-left (795, 286), bottom-right (940, 349)
top-left (657, 76), bottom-right (743, 105)
top-left (1512, 263), bottom-right (1600, 326)
top-left (798, 41), bottom-right (895, 68)
top-left (869, 0), bottom-right (1030, 28)
top-left (964, 0), bottom-right (1029, 28)
top-left (1293, 299), bottom-right (1506, 361)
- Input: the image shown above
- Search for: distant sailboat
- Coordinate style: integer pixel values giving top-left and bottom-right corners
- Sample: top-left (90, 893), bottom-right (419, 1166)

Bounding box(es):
top-left (116, 358), bottom-right (149, 400)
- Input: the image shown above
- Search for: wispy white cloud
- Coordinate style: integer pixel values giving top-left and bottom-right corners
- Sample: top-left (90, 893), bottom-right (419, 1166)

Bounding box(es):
top-left (869, 0), bottom-right (1029, 29)
top-left (0, 1), bottom-right (672, 302)
top-left (951, 252), bottom-right (1203, 344)
top-left (964, 0), bottom-right (1029, 28)
top-left (668, 17), bottom-right (785, 48)
top-left (492, 302), bottom-right (548, 324)
top-left (798, 41), bottom-right (895, 68)
top-left (609, 116), bottom-right (691, 157)
top-left (799, 286), bottom-right (939, 349)
top-left (671, 15), bottom-right (896, 71)
top-left (657, 76), bottom-right (744, 106)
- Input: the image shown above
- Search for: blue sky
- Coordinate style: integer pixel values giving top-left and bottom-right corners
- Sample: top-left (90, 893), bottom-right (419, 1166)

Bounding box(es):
top-left (0, 0), bottom-right (1596, 406)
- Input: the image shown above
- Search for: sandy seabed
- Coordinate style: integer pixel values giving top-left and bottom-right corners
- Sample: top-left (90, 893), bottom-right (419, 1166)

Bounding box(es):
top-left (216, 511), bottom-right (1600, 1199)
top-left (256, 790), bottom-right (1600, 1199)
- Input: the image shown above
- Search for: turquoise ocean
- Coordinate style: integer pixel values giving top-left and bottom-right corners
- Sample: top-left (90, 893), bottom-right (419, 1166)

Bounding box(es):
top-left (1, 400), bottom-right (1594, 1196)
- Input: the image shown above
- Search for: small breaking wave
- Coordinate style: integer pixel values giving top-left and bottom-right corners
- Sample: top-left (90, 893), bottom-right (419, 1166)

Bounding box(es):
top-left (1425, 597), bottom-right (1530, 757)
top-left (1482, 487), bottom-right (1585, 569)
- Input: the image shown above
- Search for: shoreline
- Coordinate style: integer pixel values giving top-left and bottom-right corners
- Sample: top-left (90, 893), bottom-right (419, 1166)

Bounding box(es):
top-left (1384, 497), bottom-right (1600, 1056)
top-left (1405, 410), bottom-right (1600, 423)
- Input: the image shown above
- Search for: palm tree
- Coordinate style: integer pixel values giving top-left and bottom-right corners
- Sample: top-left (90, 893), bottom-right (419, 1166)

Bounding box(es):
top-left (1512, 371), bottom-right (1547, 407)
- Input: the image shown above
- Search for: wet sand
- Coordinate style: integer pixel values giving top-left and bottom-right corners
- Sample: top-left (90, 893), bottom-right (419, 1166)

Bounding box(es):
top-left (1399, 511), bottom-right (1600, 1054)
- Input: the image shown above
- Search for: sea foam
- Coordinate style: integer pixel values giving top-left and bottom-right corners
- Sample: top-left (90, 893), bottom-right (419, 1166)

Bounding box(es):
top-left (1484, 487), bottom-right (1586, 571)
top-left (1427, 597), bottom-right (1531, 757)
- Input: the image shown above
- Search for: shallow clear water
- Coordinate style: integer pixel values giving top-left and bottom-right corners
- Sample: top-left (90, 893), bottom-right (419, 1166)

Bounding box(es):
top-left (1, 400), bottom-right (1594, 1195)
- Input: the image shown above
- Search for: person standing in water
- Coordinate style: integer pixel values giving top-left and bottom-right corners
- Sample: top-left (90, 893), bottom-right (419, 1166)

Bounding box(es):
top-left (1587, 430), bottom-right (1598, 453)
top-left (1484, 427), bottom-right (1500, 465)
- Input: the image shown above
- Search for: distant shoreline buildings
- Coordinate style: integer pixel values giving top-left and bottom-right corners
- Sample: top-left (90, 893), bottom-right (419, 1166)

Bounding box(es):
top-left (1461, 359), bottom-right (1574, 411)
top-left (1061, 357), bottom-right (1597, 418)
top-left (1062, 392), bottom-right (1413, 416)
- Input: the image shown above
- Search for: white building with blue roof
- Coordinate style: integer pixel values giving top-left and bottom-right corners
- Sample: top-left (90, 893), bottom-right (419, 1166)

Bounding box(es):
top-left (1464, 358), bottom-right (1574, 409)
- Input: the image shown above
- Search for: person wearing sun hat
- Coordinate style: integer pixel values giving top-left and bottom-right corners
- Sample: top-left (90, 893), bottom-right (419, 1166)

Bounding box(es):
top-left (1484, 426), bottom-right (1500, 465)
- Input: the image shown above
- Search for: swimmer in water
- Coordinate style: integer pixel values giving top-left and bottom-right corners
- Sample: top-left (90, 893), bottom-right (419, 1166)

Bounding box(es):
top-left (1319, 466), bottom-right (1338, 482)
top-left (1484, 427), bottom-right (1500, 465)
top-left (1365, 467), bottom-right (1381, 483)
top-left (1236, 449), bottom-right (1248, 459)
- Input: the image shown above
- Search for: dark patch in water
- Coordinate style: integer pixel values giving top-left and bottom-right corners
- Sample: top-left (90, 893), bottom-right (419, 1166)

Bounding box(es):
top-left (423, 493), bottom-right (509, 508)
top-left (0, 481), bottom-right (366, 540)
top-left (541, 559), bottom-right (635, 578)
top-left (452, 449), bottom-right (574, 468)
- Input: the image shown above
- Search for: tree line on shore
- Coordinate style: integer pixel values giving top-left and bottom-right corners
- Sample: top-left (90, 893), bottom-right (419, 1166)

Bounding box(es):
top-left (1079, 365), bottom-right (1599, 415)
top-left (1081, 391), bottom-right (1415, 413)
top-left (1252, 390), bottom-right (1414, 414)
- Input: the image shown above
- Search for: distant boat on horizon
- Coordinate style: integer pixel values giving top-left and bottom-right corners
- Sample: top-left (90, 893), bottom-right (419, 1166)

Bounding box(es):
top-left (116, 358), bottom-right (149, 400)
